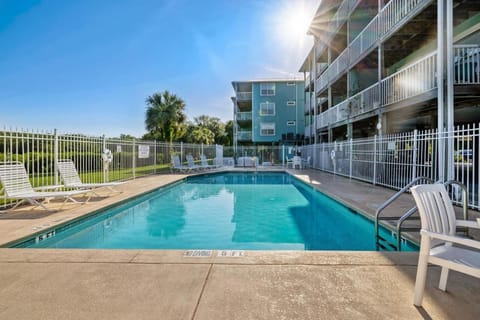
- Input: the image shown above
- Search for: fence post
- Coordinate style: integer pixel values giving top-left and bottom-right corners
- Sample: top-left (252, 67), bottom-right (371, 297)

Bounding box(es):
top-left (102, 134), bottom-right (107, 183)
top-left (54, 128), bottom-right (59, 186)
top-left (132, 139), bottom-right (136, 179)
top-left (349, 138), bottom-right (353, 178)
top-left (201, 143), bottom-right (204, 157)
top-left (153, 140), bottom-right (157, 175)
top-left (412, 130), bottom-right (418, 181)
top-left (373, 135), bottom-right (377, 185)
top-left (180, 142), bottom-right (183, 164)
top-left (282, 145), bottom-right (285, 167)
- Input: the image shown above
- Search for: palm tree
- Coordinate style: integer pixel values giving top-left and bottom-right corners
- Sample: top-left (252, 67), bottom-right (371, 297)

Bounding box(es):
top-left (145, 91), bottom-right (187, 143)
top-left (190, 127), bottom-right (215, 145)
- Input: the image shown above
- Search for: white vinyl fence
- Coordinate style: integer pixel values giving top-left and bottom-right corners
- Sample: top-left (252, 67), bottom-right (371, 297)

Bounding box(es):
top-left (302, 124), bottom-right (480, 210)
top-left (0, 128), bottom-right (220, 209)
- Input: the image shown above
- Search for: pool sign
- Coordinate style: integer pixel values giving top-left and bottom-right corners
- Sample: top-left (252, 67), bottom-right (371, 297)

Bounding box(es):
top-left (138, 145), bottom-right (150, 158)
top-left (116, 145), bottom-right (122, 153)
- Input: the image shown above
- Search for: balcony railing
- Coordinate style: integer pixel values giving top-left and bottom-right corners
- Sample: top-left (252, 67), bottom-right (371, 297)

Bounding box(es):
top-left (314, 0), bottom-right (361, 61)
top-left (315, 52), bottom-right (436, 130)
top-left (381, 52), bottom-right (437, 106)
top-left (454, 45), bottom-right (480, 84)
top-left (311, 43), bottom-right (479, 131)
top-left (349, 83), bottom-right (381, 118)
top-left (236, 112), bottom-right (252, 122)
top-left (349, 15), bottom-right (379, 65)
top-left (380, 0), bottom-right (432, 39)
top-left (315, 0), bottom-right (432, 96)
top-left (237, 131), bottom-right (252, 141)
top-left (236, 92), bottom-right (252, 101)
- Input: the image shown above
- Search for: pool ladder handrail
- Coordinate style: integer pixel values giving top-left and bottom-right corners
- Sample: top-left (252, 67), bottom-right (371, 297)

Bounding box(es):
top-left (375, 177), bottom-right (433, 251)
top-left (375, 178), bottom-right (470, 251)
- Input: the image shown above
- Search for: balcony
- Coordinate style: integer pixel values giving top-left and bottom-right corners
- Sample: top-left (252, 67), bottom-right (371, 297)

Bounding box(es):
top-left (454, 45), bottom-right (480, 85)
top-left (316, 52), bottom-right (437, 129)
top-left (315, 0), bottom-right (432, 96)
top-left (237, 131), bottom-right (252, 141)
top-left (236, 92), bottom-right (252, 101)
top-left (236, 112), bottom-right (252, 123)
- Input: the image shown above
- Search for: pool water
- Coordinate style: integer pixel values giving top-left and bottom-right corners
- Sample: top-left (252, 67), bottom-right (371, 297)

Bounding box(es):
top-left (16, 172), bottom-right (417, 250)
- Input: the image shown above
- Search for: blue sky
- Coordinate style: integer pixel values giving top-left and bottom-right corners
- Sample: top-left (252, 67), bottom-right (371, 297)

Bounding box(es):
top-left (0, 0), bottom-right (319, 137)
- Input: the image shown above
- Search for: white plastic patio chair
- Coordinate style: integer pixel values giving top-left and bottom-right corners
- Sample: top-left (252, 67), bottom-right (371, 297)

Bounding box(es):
top-left (0, 162), bottom-right (89, 212)
top-left (292, 156), bottom-right (302, 169)
top-left (410, 184), bottom-right (480, 307)
top-left (172, 155), bottom-right (190, 172)
top-left (186, 155), bottom-right (201, 171)
top-left (200, 155), bottom-right (220, 170)
top-left (56, 159), bottom-right (123, 196)
top-left (285, 156), bottom-right (293, 168)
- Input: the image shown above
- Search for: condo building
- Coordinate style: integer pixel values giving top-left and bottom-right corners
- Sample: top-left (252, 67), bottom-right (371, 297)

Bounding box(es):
top-left (299, 0), bottom-right (480, 144)
top-left (231, 79), bottom-right (305, 149)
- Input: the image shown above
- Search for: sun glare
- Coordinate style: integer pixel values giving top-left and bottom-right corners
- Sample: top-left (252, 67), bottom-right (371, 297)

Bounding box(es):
top-left (274, 1), bottom-right (314, 45)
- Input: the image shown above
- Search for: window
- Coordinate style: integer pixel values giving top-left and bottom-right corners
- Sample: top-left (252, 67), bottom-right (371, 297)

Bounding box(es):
top-left (260, 83), bottom-right (275, 96)
top-left (260, 123), bottom-right (275, 136)
top-left (286, 82), bottom-right (296, 86)
top-left (260, 102), bottom-right (275, 116)
top-left (286, 101), bottom-right (296, 106)
top-left (286, 121), bottom-right (296, 126)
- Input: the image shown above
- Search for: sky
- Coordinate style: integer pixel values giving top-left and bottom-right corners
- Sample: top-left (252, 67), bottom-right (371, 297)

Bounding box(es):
top-left (0, 0), bottom-right (320, 137)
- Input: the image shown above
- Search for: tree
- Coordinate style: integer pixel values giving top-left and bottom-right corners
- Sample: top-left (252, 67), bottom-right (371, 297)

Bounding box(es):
top-left (190, 127), bottom-right (215, 145)
top-left (224, 120), bottom-right (234, 146)
top-left (145, 91), bottom-right (187, 143)
top-left (193, 115), bottom-right (226, 144)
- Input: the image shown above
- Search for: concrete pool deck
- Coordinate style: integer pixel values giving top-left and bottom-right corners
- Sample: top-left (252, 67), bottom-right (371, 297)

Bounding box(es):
top-left (0, 168), bottom-right (479, 319)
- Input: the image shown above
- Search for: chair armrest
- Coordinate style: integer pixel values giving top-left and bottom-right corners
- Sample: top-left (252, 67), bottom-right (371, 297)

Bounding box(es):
top-left (456, 220), bottom-right (480, 229)
top-left (420, 230), bottom-right (480, 250)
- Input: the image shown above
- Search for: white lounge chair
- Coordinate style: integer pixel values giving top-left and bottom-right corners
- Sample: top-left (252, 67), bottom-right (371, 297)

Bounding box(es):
top-left (0, 162), bottom-right (89, 212)
top-left (57, 159), bottom-right (123, 196)
top-left (172, 155), bottom-right (190, 172)
top-left (200, 155), bottom-right (220, 169)
top-left (186, 155), bottom-right (201, 171)
top-left (411, 184), bottom-right (480, 307)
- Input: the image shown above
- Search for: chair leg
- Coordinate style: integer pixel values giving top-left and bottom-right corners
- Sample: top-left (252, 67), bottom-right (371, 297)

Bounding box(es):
top-left (439, 267), bottom-right (449, 291)
top-left (414, 236), bottom-right (431, 307)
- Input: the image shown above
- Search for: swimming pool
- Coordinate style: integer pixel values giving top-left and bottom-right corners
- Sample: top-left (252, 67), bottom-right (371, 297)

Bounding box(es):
top-left (14, 172), bottom-right (417, 250)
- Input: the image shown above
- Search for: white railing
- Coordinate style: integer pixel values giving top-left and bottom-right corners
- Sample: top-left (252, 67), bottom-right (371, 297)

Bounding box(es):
top-left (0, 128), bottom-right (220, 209)
top-left (349, 83), bottom-right (381, 118)
top-left (302, 124), bottom-right (480, 210)
top-left (349, 15), bottom-right (379, 65)
top-left (237, 131), bottom-right (252, 141)
top-left (454, 45), bottom-right (480, 84)
top-left (381, 52), bottom-right (437, 106)
top-left (314, 0), bottom-right (432, 97)
top-left (236, 92), bottom-right (252, 101)
top-left (379, 0), bottom-right (432, 38)
top-left (236, 112), bottom-right (252, 121)
top-left (316, 73), bottom-right (329, 93)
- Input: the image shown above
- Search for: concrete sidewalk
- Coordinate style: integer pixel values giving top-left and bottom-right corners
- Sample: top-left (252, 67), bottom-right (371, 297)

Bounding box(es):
top-left (0, 249), bottom-right (479, 320)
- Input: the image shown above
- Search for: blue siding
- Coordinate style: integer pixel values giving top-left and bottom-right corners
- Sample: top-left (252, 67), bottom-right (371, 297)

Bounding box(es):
top-left (251, 81), bottom-right (305, 143)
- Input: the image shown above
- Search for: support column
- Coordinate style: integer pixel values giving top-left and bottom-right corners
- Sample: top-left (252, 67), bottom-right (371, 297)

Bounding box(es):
top-left (437, 0), bottom-right (446, 182)
top-left (446, 0), bottom-right (455, 181)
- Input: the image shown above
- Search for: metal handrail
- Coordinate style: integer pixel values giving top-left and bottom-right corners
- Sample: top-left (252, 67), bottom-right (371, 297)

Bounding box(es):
top-left (375, 176), bottom-right (433, 250)
top-left (381, 179), bottom-right (469, 251)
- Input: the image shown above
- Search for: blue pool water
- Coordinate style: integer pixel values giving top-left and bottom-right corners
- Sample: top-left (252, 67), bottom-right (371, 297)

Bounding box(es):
top-left (16, 172), bottom-right (417, 250)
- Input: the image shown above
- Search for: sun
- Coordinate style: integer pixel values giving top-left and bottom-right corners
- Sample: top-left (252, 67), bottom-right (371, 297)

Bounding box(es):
top-left (274, 1), bottom-right (314, 44)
